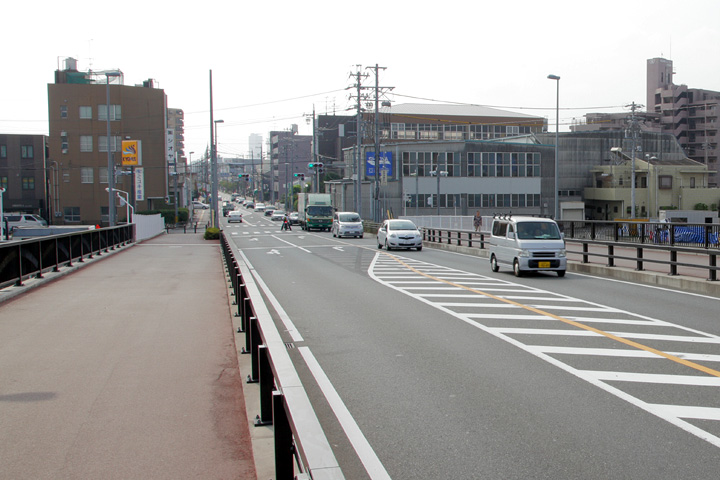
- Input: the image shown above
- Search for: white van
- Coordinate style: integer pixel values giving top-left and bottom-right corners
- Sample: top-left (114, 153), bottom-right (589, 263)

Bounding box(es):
top-left (489, 215), bottom-right (566, 277)
top-left (332, 211), bottom-right (363, 238)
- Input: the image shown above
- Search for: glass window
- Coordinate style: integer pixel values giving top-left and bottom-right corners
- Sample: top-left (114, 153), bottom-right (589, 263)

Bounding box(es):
top-left (21, 145), bottom-right (34, 159)
top-left (99, 136), bottom-right (120, 152)
top-left (0, 176), bottom-right (7, 189)
top-left (79, 106), bottom-right (92, 119)
top-left (99, 167), bottom-right (108, 184)
top-left (0, 145), bottom-right (6, 158)
top-left (98, 104), bottom-right (121, 121)
top-left (64, 207), bottom-right (80, 222)
top-left (81, 167), bottom-right (94, 183)
top-left (22, 177), bottom-right (35, 190)
top-left (80, 136), bottom-right (93, 152)
top-left (60, 105), bottom-right (68, 118)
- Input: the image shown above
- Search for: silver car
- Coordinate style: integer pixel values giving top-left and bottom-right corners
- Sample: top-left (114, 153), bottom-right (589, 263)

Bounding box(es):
top-left (377, 219), bottom-right (422, 251)
top-left (332, 211), bottom-right (363, 238)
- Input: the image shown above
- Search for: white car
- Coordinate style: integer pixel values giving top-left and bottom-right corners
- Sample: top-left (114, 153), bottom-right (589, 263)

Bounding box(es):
top-left (255, 203), bottom-right (266, 212)
top-left (332, 211), bottom-right (363, 238)
top-left (227, 211), bottom-right (243, 223)
top-left (192, 201), bottom-right (209, 210)
top-left (377, 219), bottom-right (422, 251)
top-left (271, 210), bottom-right (286, 221)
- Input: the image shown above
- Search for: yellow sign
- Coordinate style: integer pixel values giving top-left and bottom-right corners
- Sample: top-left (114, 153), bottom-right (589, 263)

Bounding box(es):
top-left (121, 140), bottom-right (141, 166)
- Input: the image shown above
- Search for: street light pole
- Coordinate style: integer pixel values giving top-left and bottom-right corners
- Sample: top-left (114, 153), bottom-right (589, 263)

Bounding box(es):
top-left (547, 74), bottom-right (560, 220)
top-left (213, 119), bottom-right (224, 228)
top-left (105, 71), bottom-right (121, 226)
top-left (0, 187), bottom-right (6, 241)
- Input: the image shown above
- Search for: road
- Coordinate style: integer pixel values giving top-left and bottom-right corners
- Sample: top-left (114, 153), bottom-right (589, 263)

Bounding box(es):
top-left (226, 203), bottom-right (720, 479)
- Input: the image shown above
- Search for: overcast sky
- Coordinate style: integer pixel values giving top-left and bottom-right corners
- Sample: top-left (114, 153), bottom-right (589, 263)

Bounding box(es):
top-left (3, 0), bottom-right (719, 160)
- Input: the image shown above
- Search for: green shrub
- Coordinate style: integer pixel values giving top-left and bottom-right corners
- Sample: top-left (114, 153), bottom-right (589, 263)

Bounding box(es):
top-left (694, 203), bottom-right (709, 211)
top-left (137, 208), bottom-right (189, 224)
top-left (204, 227), bottom-right (220, 240)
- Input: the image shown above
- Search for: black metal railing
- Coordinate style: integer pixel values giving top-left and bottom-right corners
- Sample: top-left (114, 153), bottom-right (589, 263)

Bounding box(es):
top-left (0, 225), bottom-right (135, 290)
top-left (220, 233), bottom-right (344, 480)
top-left (422, 221), bottom-right (720, 281)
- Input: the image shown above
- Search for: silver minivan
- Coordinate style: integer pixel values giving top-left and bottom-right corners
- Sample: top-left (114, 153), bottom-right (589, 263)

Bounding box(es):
top-left (5, 214), bottom-right (48, 233)
top-left (489, 215), bottom-right (566, 277)
top-left (332, 211), bottom-right (363, 238)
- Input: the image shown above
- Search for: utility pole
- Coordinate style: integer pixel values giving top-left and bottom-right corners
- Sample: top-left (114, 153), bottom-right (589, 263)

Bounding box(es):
top-left (366, 64), bottom-right (393, 222)
top-left (348, 66), bottom-right (367, 216)
top-left (627, 101), bottom-right (643, 219)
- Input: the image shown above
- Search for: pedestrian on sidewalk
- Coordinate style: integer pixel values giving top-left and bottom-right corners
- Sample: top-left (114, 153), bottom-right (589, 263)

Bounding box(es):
top-left (473, 211), bottom-right (482, 232)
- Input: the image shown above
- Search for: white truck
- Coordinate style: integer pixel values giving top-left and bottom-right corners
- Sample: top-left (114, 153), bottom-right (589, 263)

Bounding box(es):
top-left (297, 193), bottom-right (333, 231)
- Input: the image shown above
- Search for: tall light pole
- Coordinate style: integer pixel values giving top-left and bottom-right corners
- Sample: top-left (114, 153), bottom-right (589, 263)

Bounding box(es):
top-left (0, 187), bottom-right (6, 241)
top-left (105, 71), bottom-right (122, 226)
top-left (213, 119), bottom-right (224, 228)
top-left (547, 74), bottom-right (560, 219)
top-left (188, 151), bottom-right (195, 202)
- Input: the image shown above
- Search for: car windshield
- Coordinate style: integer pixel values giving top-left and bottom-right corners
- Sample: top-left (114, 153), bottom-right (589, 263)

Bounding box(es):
top-left (388, 221), bottom-right (417, 231)
top-left (339, 213), bottom-right (360, 222)
top-left (516, 222), bottom-right (561, 240)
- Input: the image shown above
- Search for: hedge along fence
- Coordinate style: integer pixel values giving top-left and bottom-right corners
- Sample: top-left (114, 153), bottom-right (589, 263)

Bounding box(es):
top-left (137, 208), bottom-right (190, 225)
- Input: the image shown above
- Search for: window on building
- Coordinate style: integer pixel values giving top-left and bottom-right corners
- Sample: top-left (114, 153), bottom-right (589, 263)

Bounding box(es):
top-left (80, 136), bottom-right (93, 152)
top-left (81, 167), bottom-right (94, 183)
top-left (690, 177), bottom-right (696, 188)
top-left (22, 176), bottom-right (35, 190)
top-left (98, 104), bottom-right (121, 121)
top-left (79, 106), bottom-right (92, 119)
top-left (21, 145), bottom-right (34, 159)
top-left (64, 207), bottom-right (80, 222)
top-left (60, 105), bottom-right (68, 118)
top-left (0, 176), bottom-right (7, 190)
top-left (61, 131), bottom-right (69, 152)
top-left (467, 152), bottom-right (481, 177)
top-left (99, 136), bottom-right (120, 152)
top-left (99, 167), bottom-right (108, 184)
top-left (0, 145), bottom-right (6, 158)
top-left (659, 175), bottom-right (673, 189)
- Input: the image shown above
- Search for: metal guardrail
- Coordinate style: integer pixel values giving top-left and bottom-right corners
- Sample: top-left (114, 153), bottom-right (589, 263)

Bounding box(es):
top-left (220, 233), bottom-right (345, 480)
top-left (0, 225), bottom-right (135, 290)
top-left (422, 223), bottom-right (720, 282)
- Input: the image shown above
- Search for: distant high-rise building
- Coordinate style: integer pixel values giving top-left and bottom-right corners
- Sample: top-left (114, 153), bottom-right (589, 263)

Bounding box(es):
top-left (646, 57), bottom-right (719, 185)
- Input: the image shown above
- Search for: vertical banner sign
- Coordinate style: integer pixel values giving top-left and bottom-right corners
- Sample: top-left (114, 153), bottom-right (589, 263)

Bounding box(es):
top-left (121, 140), bottom-right (141, 166)
top-left (166, 129), bottom-right (175, 165)
top-left (365, 151), bottom-right (393, 177)
top-left (135, 167), bottom-right (145, 201)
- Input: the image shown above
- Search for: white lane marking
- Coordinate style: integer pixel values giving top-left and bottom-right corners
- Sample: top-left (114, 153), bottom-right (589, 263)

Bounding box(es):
top-left (583, 371), bottom-right (720, 386)
top-left (236, 251), bottom-right (304, 343)
top-left (368, 252), bottom-right (720, 450)
top-left (299, 347), bottom-right (392, 480)
top-left (654, 405), bottom-right (720, 421)
top-left (271, 234), bottom-right (312, 253)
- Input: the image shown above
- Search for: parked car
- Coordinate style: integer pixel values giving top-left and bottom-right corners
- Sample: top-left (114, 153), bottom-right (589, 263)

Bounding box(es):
top-left (332, 211), bottom-right (363, 238)
top-left (192, 201), bottom-right (209, 210)
top-left (5, 214), bottom-right (48, 232)
top-left (377, 219), bottom-right (422, 251)
top-left (271, 210), bottom-right (285, 221)
top-left (227, 211), bottom-right (243, 223)
top-left (289, 212), bottom-right (300, 225)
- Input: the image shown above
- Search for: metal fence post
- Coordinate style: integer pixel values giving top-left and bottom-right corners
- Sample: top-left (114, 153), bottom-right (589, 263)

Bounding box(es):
top-left (254, 345), bottom-right (274, 426)
top-left (272, 391), bottom-right (294, 479)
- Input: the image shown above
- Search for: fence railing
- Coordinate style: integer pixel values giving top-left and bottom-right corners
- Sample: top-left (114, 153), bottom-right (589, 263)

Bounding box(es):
top-left (422, 222), bottom-right (720, 281)
top-left (0, 225), bottom-right (135, 290)
top-left (220, 233), bottom-right (345, 480)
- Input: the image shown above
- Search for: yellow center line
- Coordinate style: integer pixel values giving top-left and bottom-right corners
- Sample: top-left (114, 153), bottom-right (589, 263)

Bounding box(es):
top-left (385, 253), bottom-right (720, 378)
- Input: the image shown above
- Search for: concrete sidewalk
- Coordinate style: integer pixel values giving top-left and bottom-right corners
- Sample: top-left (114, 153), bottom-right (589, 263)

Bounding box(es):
top-left (0, 232), bottom-right (260, 479)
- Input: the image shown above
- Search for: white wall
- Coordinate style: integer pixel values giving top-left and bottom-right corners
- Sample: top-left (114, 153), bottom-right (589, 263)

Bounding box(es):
top-left (134, 214), bottom-right (165, 241)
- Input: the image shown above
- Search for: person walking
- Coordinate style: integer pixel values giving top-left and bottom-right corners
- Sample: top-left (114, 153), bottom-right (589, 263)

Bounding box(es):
top-left (473, 211), bottom-right (482, 232)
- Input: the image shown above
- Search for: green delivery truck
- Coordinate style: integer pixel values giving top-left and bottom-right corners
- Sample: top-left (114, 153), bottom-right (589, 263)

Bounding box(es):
top-left (298, 193), bottom-right (333, 231)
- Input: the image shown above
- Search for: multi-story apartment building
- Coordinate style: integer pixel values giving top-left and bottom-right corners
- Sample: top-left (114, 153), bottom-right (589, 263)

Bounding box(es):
top-left (167, 108), bottom-right (188, 208)
top-left (647, 57), bottom-right (719, 185)
top-left (0, 134), bottom-right (48, 218)
top-left (269, 128), bottom-right (312, 206)
top-left (47, 58), bottom-right (170, 225)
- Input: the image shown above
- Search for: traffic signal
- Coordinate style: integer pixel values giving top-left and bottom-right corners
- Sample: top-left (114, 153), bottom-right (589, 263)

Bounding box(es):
top-left (308, 162), bottom-right (315, 168)
top-left (317, 162), bottom-right (324, 174)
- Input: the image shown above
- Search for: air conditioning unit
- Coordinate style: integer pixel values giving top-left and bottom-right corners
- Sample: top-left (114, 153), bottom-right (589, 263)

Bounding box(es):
top-left (62, 149), bottom-right (68, 154)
